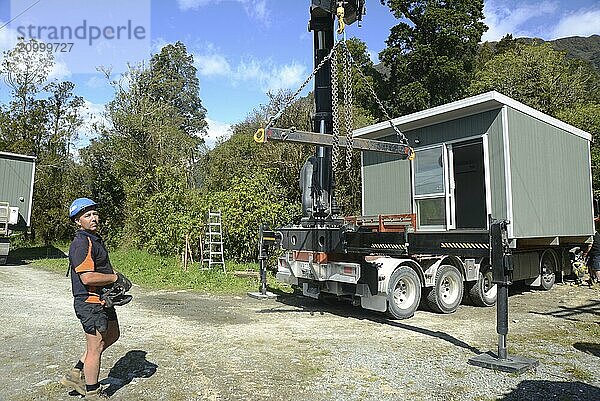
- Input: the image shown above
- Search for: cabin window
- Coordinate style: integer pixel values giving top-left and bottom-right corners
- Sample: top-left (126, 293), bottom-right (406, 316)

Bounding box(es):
top-left (416, 198), bottom-right (446, 227)
top-left (414, 146), bottom-right (446, 228)
top-left (414, 147), bottom-right (444, 196)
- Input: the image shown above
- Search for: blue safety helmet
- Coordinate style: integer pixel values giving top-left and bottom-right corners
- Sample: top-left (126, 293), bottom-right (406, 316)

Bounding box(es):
top-left (69, 197), bottom-right (97, 220)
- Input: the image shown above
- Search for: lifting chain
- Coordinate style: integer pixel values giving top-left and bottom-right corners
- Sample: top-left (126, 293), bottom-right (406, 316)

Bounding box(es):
top-left (258, 17), bottom-right (413, 163)
top-left (341, 40), bottom-right (410, 147)
top-left (331, 44), bottom-right (341, 172)
top-left (343, 42), bottom-right (353, 169)
top-left (264, 42), bottom-right (341, 131)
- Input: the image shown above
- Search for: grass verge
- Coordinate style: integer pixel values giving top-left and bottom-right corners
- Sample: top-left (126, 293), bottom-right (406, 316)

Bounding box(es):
top-left (9, 244), bottom-right (292, 295)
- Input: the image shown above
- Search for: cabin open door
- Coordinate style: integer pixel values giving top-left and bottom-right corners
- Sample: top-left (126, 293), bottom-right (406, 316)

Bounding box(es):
top-left (449, 139), bottom-right (487, 229)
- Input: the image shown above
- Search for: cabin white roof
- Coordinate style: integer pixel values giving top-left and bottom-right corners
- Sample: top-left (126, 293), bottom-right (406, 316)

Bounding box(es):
top-left (353, 91), bottom-right (592, 141)
top-left (0, 151), bottom-right (37, 161)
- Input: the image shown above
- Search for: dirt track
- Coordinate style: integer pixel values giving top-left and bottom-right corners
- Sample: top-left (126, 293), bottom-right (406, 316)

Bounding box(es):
top-left (0, 263), bottom-right (599, 401)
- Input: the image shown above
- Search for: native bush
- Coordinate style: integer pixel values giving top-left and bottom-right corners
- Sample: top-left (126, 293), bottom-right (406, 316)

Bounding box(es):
top-left (207, 170), bottom-right (301, 262)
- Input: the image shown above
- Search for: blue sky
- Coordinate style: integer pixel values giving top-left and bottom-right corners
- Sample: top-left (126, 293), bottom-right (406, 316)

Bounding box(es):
top-left (1, 0), bottom-right (599, 148)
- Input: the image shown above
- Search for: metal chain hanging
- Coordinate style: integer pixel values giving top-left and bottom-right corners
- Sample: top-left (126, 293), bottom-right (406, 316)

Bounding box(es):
top-left (342, 43), bottom-right (410, 146)
top-left (255, 16), bottom-right (411, 160)
top-left (262, 42), bottom-right (341, 132)
top-left (331, 43), bottom-right (341, 172)
top-left (343, 42), bottom-right (354, 169)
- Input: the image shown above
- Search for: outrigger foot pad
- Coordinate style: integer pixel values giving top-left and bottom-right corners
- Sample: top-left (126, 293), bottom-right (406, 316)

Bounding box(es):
top-left (247, 291), bottom-right (277, 300)
top-left (468, 352), bottom-right (539, 374)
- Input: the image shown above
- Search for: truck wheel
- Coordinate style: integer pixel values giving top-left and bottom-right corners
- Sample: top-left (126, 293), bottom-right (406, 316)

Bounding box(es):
top-left (468, 264), bottom-right (497, 307)
top-left (386, 266), bottom-right (421, 320)
top-left (426, 265), bottom-right (463, 314)
top-left (540, 249), bottom-right (557, 291)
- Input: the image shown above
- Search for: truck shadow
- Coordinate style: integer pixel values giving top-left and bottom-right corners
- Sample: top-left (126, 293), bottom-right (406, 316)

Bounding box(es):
top-left (528, 300), bottom-right (600, 323)
top-left (573, 342), bottom-right (600, 357)
top-left (100, 350), bottom-right (158, 397)
top-left (261, 291), bottom-right (482, 355)
top-left (498, 380), bottom-right (600, 401)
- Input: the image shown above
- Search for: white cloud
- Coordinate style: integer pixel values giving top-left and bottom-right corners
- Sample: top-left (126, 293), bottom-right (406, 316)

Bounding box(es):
top-left (367, 48), bottom-right (378, 64)
top-left (84, 75), bottom-right (107, 89)
top-left (150, 37), bottom-right (170, 54)
top-left (193, 47), bottom-right (307, 93)
top-left (551, 9), bottom-right (600, 39)
top-left (233, 58), bottom-right (306, 92)
top-left (482, 1), bottom-right (558, 41)
top-left (48, 58), bottom-right (72, 81)
top-left (261, 62), bottom-right (305, 93)
top-left (194, 53), bottom-right (232, 76)
top-left (204, 117), bottom-right (232, 148)
top-left (177, 0), bottom-right (270, 23)
top-left (178, 0), bottom-right (214, 9)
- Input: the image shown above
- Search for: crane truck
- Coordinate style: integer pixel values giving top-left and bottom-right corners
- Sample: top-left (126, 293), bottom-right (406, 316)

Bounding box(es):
top-left (257, 1), bottom-right (594, 319)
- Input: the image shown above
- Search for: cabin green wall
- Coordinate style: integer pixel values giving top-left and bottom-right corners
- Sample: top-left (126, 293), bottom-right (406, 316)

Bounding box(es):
top-left (362, 110), bottom-right (506, 219)
top-left (506, 108), bottom-right (593, 237)
top-left (0, 154), bottom-right (35, 227)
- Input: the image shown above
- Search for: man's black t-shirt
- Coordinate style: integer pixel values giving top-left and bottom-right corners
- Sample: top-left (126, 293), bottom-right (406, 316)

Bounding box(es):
top-left (589, 231), bottom-right (600, 259)
top-left (68, 230), bottom-right (114, 303)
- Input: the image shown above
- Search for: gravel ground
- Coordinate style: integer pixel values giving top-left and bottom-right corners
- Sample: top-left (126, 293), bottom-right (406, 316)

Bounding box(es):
top-left (0, 263), bottom-right (599, 401)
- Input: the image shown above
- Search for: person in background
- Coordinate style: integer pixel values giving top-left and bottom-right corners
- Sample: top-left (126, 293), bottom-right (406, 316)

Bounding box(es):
top-left (583, 217), bottom-right (600, 288)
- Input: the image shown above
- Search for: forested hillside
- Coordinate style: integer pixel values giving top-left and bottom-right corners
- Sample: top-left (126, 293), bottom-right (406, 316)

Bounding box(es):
top-left (1, 1), bottom-right (599, 262)
top-left (517, 35), bottom-right (600, 71)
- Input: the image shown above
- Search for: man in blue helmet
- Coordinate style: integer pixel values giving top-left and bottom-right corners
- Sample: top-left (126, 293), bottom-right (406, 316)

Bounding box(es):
top-left (60, 197), bottom-right (129, 399)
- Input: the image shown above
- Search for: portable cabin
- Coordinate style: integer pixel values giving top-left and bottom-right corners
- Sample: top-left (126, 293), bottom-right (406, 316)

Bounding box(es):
top-left (355, 91), bottom-right (594, 256)
top-left (0, 151), bottom-right (36, 264)
top-left (0, 151), bottom-right (36, 229)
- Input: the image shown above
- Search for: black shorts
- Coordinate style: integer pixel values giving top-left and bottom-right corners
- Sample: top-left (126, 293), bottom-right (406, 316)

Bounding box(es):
top-left (74, 298), bottom-right (118, 334)
top-left (591, 256), bottom-right (600, 272)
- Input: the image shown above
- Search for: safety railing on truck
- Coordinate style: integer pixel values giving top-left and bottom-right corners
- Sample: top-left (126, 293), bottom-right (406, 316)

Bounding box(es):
top-left (345, 214), bottom-right (416, 233)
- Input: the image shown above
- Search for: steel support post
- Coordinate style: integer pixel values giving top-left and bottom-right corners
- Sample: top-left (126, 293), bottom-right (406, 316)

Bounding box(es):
top-left (248, 224), bottom-right (277, 300)
top-left (468, 219), bottom-right (538, 373)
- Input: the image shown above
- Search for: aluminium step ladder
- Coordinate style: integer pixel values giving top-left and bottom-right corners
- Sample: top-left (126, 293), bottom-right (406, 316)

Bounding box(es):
top-left (205, 210), bottom-right (226, 272)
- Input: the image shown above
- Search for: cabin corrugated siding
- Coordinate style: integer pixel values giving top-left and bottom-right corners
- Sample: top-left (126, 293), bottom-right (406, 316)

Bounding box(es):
top-left (0, 154), bottom-right (35, 227)
top-left (362, 151), bottom-right (412, 215)
top-left (507, 108), bottom-right (593, 238)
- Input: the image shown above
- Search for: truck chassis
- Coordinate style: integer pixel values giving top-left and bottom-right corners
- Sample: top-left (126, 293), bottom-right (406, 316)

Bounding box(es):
top-left (275, 214), bottom-right (566, 319)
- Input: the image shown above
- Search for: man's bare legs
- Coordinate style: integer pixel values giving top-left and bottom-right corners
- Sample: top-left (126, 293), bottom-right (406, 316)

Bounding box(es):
top-left (83, 320), bottom-right (120, 386)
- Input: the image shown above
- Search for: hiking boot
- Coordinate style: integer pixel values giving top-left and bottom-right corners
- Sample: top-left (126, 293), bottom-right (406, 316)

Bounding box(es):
top-left (59, 368), bottom-right (85, 396)
top-left (85, 387), bottom-right (109, 399)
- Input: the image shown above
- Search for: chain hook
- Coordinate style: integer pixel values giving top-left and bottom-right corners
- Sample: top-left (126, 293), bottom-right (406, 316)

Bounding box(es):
top-left (254, 128), bottom-right (266, 143)
top-left (336, 3), bottom-right (346, 35)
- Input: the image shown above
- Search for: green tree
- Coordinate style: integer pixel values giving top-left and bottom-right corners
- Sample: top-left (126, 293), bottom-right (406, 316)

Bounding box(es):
top-left (0, 38), bottom-right (53, 155)
top-left (79, 138), bottom-right (126, 245)
top-left (0, 38), bottom-right (86, 244)
top-left (379, 0), bottom-right (487, 115)
top-left (469, 42), bottom-right (600, 115)
top-left (199, 91), bottom-right (314, 204)
top-left (32, 81), bottom-right (85, 244)
top-left (84, 42), bottom-right (208, 250)
top-left (144, 42), bottom-right (208, 137)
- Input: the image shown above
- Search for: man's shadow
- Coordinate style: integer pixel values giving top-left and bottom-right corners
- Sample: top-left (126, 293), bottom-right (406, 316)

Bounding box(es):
top-left (100, 350), bottom-right (158, 396)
